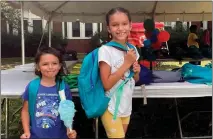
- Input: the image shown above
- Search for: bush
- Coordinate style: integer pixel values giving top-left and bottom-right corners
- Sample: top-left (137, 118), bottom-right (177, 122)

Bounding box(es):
top-left (1, 34), bottom-right (21, 58)
top-left (90, 31), bottom-right (109, 49)
top-left (1, 32), bottom-right (68, 58)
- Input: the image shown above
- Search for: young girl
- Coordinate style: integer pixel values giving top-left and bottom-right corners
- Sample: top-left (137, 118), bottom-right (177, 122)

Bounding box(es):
top-left (20, 47), bottom-right (77, 139)
top-left (98, 7), bottom-right (141, 138)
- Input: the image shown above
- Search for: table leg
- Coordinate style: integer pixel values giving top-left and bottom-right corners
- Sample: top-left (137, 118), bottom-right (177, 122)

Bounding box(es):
top-left (95, 118), bottom-right (99, 139)
top-left (5, 98), bottom-right (9, 138)
top-left (174, 98), bottom-right (183, 139)
top-left (1, 98), bottom-right (5, 110)
top-left (150, 61), bottom-right (153, 70)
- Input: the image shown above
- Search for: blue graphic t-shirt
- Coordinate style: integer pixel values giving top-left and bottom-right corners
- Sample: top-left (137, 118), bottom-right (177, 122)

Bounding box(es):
top-left (22, 83), bottom-right (72, 139)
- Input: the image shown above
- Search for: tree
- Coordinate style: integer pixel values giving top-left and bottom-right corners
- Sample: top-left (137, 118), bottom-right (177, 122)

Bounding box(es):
top-left (1, 2), bottom-right (21, 30)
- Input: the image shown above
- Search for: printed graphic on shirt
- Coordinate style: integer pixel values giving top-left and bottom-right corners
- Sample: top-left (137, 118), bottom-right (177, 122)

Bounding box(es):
top-left (113, 57), bottom-right (130, 78)
top-left (113, 57), bottom-right (135, 90)
top-left (35, 93), bottom-right (59, 129)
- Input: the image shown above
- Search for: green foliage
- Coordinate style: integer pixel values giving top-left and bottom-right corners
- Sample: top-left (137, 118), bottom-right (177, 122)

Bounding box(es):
top-left (1, 2), bottom-right (21, 30)
top-left (1, 32), bottom-right (68, 57)
top-left (90, 31), bottom-right (109, 49)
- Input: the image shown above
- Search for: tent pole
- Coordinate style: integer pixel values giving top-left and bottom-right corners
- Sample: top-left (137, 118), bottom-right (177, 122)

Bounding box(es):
top-left (163, 11), bottom-right (169, 55)
top-left (20, 1), bottom-right (25, 65)
top-left (47, 1), bottom-right (67, 47)
top-left (38, 19), bottom-right (49, 49)
top-left (143, 12), bottom-right (146, 21)
top-left (152, 1), bottom-right (158, 20)
top-left (61, 12), bottom-right (65, 39)
top-left (183, 11), bottom-right (185, 23)
top-left (48, 19), bottom-right (52, 47)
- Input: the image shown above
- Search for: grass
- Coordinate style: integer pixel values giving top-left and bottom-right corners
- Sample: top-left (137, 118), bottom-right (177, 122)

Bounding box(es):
top-left (1, 57), bottom-right (211, 138)
top-left (1, 98), bottom-right (23, 137)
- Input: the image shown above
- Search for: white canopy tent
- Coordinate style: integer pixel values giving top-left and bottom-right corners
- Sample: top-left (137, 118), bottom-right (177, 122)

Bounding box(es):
top-left (11, 1), bottom-right (212, 22)
top-left (8, 1), bottom-right (212, 65)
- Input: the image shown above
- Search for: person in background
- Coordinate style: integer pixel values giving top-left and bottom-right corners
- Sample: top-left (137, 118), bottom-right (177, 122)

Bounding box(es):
top-left (202, 29), bottom-right (210, 47)
top-left (187, 25), bottom-right (201, 65)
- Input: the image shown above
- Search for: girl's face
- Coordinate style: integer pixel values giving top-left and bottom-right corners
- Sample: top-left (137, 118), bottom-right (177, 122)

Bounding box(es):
top-left (107, 12), bottom-right (131, 44)
top-left (37, 54), bottom-right (61, 79)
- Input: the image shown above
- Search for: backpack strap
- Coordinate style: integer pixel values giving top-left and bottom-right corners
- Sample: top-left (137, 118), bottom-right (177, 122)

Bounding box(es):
top-left (28, 77), bottom-right (41, 121)
top-left (112, 79), bottom-right (128, 120)
top-left (56, 78), bottom-right (66, 92)
top-left (106, 41), bottom-right (135, 51)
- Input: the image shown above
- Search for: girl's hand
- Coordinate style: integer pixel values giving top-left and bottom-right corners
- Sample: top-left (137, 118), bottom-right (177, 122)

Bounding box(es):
top-left (67, 129), bottom-right (77, 139)
top-left (20, 132), bottom-right (31, 139)
top-left (121, 75), bottom-right (126, 80)
top-left (133, 62), bottom-right (141, 73)
top-left (124, 49), bottom-right (137, 66)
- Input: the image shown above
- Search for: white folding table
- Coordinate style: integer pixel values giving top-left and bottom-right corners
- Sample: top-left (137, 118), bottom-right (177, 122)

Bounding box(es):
top-left (1, 65), bottom-right (212, 139)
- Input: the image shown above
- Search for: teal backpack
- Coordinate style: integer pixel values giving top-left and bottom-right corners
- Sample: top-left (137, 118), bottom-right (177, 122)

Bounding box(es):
top-left (181, 63), bottom-right (212, 85)
top-left (78, 41), bottom-right (136, 120)
top-left (28, 78), bottom-right (65, 120)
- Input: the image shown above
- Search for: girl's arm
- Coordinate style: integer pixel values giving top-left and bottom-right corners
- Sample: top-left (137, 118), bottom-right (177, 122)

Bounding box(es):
top-left (132, 62), bottom-right (141, 82)
top-left (21, 101), bottom-right (30, 134)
